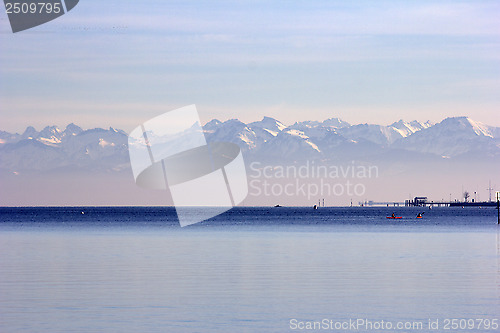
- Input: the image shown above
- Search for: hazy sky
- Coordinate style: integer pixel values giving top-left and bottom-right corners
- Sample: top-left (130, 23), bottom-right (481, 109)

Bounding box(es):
top-left (1, 0), bottom-right (499, 133)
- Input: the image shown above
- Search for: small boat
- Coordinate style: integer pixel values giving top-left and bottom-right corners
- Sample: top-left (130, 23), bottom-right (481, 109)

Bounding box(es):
top-left (274, 204), bottom-right (282, 208)
top-left (386, 216), bottom-right (402, 219)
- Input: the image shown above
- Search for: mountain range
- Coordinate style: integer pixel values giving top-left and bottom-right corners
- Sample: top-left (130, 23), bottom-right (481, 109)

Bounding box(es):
top-left (1, 116), bottom-right (499, 174)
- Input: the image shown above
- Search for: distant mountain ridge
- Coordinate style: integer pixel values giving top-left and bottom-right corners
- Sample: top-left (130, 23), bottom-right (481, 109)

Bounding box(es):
top-left (1, 116), bottom-right (499, 173)
top-left (205, 116), bottom-right (500, 162)
top-left (0, 123), bottom-right (129, 173)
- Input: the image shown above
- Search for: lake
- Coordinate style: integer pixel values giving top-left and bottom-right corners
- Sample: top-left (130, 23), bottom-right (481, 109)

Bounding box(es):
top-left (1, 207), bottom-right (499, 332)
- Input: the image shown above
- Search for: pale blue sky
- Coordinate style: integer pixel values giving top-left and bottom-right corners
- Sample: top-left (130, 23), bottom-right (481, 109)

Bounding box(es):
top-left (1, 0), bottom-right (499, 133)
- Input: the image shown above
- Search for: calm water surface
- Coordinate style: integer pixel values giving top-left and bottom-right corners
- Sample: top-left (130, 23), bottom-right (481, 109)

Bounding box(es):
top-left (0, 207), bottom-right (499, 332)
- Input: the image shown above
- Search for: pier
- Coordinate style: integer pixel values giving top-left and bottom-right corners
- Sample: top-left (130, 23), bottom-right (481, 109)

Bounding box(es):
top-left (359, 200), bottom-right (405, 207)
top-left (405, 196), bottom-right (497, 207)
top-left (360, 196), bottom-right (498, 208)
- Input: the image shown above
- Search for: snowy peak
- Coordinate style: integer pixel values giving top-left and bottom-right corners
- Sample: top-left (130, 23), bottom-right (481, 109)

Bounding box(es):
top-left (64, 123), bottom-right (83, 136)
top-left (0, 130), bottom-right (20, 144)
top-left (204, 119), bottom-right (261, 150)
top-left (289, 120), bottom-right (321, 130)
top-left (466, 119), bottom-right (491, 137)
top-left (291, 117), bottom-right (350, 131)
top-left (436, 117), bottom-right (494, 138)
top-left (21, 126), bottom-right (38, 140)
top-left (453, 117), bottom-right (492, 137)
top-left (38, 126), bottom-right (64, 145)
top-left (322, 117), bottom-right (350, 129)
top-left (283, 128), bottom-right (310, 140)
top-left (39, 125), bottom-right (62, 137)
top-left (337, 123), bottom-right (403, 145)
top-left (411, 120), bottom-right (433, 129)
top-left (248, 116), bottom-right (286, 136)
top-left (203, 119), bottom-right (222, 133)
top-left (219, 119), bottom-right (248, 133)
top-left (256, 128), bottom-right (322, 162)
top-left (390, 119), bottom-right (432, 137)
top-left (18, 124), bottom-right (84, 144)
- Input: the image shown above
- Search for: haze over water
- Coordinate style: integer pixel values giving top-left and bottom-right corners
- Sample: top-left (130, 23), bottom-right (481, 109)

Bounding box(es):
top-left (0, 207), bottom-right (499, 332)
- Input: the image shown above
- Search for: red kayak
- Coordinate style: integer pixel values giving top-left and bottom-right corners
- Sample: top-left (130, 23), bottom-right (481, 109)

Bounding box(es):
top-left (386, 216), bottom-right (402, 219)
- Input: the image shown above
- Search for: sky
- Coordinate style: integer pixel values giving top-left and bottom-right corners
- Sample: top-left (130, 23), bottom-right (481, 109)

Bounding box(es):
top-left (1, 0), bottom-right (499, 133)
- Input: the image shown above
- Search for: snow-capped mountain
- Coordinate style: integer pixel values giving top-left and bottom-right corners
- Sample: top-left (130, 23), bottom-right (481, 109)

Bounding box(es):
top-left (392, 117), bottom-right (500, 158)
top-left (204, 119), bottom-right (264, 150)
top-left (1, 116), bottom-right (499, 174)
top-left (334, 120), bottom-right (434, 146)
top-left (248, 116), bottom-right (287, 136)
top-left (336, 124), bottom-right (402, 146)
top-left (204, 116), bottom-right (499, 162)
top-left (255, 128), bottom-right (322, 162)
top-left (0, 124), bottom-right (129, 173)
top-left (390, 120), bottom-right (433, 138)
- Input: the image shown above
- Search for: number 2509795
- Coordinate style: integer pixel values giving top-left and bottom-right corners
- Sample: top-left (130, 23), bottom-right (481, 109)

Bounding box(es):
top-left (5, 2), bottom-right (62, 14)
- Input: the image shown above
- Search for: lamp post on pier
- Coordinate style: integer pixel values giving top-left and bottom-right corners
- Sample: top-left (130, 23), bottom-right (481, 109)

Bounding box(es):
top-left (496, 192), bottom-right (500, 225)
